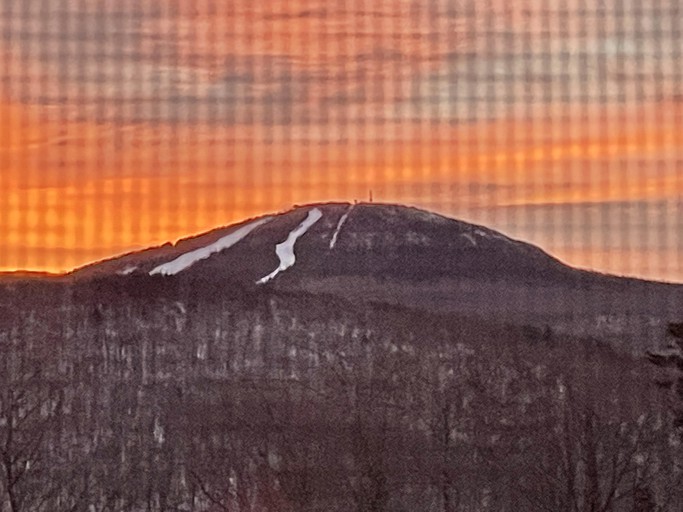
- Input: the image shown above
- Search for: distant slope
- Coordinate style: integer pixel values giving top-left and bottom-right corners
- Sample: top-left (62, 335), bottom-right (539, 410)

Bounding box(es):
top-left (68, 202), bottom-right (581, 283)
top-left (5, 201), bottom-right (682, 351)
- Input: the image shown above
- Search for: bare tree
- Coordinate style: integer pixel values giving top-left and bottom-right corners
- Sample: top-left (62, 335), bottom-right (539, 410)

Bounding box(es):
top-left (0, 331), bottom-right (66, 511)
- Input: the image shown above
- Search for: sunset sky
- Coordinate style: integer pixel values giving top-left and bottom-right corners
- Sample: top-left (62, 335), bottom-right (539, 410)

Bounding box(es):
top-left (1, 0), bottom-right (682, 282)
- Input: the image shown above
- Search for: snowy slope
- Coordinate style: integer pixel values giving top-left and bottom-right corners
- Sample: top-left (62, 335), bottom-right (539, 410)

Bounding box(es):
top-left (150, 217), bottom-right (272, 276)
top-left (330, 204), bottom-right (355, 249)
top-left (257, 208), bottom-right (323, 284)
top-left (69, 201), bottom-right (624, 289)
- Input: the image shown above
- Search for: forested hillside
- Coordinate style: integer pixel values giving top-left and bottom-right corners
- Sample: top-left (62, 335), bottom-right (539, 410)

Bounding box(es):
top-left (0, 276), bottom-right (681, 511)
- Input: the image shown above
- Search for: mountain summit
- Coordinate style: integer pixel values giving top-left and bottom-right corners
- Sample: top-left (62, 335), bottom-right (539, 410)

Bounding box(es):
top-left (72, 202), bottom-right (573, 285)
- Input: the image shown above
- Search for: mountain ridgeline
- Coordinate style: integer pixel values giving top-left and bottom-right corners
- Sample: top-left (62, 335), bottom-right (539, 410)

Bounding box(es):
top-left (69, 202), bottom-right (683, 350)
top-left (1, 202), bottom-right (682, 511)
top-left (71, 202), bottom-right (584, 282)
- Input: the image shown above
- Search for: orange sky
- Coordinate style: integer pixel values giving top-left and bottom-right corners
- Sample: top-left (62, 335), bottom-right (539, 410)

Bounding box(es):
top-left (1, 1), bottom-right (682, 281)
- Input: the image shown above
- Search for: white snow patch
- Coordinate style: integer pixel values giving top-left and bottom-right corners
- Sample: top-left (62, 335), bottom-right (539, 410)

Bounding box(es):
top-left (117, 265), bottom-right (137, 275)
top-left (330, 204), bottom-right (355, 249)
top-left (153, 417), bottom-right (165, 445)
top-left (149, 217), bottom-right (272, 276)
top-left (257, 208), bottom-right (323, 284)
top-left (462, 233), bottom-right (477, 247)
top-left (406, 231), bottom-right (430, 245)
top-left (475, 228), bottom-right (508, 241)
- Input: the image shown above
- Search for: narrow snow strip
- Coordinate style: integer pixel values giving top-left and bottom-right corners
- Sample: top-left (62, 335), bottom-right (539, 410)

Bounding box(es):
top-left (150, 217), bottom-right (272, 276)
top-left (118, 265), bottom-right (138, 276)
top-left (475, 228), bottom-right (508, 241)
top-left (461, 233), bottom-right (477, 247)
top-left (329, 204), bottom-right (355, 249)
top-left (257, 208), bottom-right (323, 284)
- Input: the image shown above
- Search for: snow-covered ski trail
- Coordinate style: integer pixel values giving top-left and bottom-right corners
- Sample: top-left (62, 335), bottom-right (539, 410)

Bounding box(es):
top-left (257, 208), bottom-right (323, 284)
top-left (329, 204), bottom-right (355, 249)
top-left (150, 217), bottom-right (272, 276)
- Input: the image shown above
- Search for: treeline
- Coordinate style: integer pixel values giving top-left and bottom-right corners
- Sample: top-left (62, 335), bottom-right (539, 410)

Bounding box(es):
top-left (0, 279), bottom-right (681, 511)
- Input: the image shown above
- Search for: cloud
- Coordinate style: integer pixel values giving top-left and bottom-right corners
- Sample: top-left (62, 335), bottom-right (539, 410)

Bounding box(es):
top-left (394, 4), bottom-right (682, 122)
top-left (0, 0), bottom-right (447, 124)
top-left (2, 0), bottom-right (680, 127)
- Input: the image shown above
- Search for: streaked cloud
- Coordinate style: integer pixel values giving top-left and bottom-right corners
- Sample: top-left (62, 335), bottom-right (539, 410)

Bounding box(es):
top-left (3, 0), bottom-right (680, 125)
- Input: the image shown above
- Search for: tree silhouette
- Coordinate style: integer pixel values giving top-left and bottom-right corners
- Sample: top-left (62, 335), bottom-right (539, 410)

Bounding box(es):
top-left (647, 322), bottom-right (683, 430)
top-left (0, 333), bottom-right (67, 511)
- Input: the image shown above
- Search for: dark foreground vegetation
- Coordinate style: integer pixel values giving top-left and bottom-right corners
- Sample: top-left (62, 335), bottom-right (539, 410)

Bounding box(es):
top-left (0, 276), bottom-right (682, 511)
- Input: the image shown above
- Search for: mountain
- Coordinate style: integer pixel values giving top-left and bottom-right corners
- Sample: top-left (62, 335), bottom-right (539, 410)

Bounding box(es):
top-left (71, 202), bottom-right (575, 283)
top-left (64, 202), bottom-right (682, 350)
top-left (2, 203), bottom-right (682, 511)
